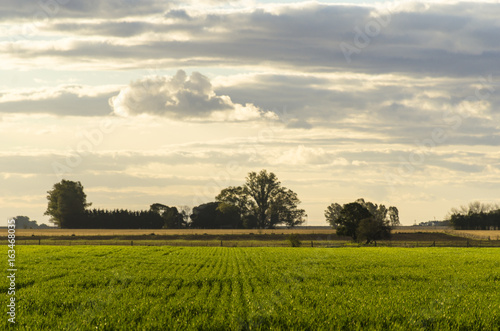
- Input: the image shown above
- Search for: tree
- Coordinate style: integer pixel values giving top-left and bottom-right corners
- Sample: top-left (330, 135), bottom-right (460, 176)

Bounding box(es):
top-left (447, 201), bottom-right (500, 230)
top-left (216, 170), bottom-right (306, 229)
top-left (357, 217), bottom-right (391, 244)
top-left (84, 208), bottom-right (164, 229)
top-left (216, 186), bottom-right (256, 228)
top-left (388, 206), bottom-right (400, 227)
top-left (449, 201), bottom-right (499, 217)
top-left (269, 189), bottom-right (307, 228)
top-left (325, 198), bottom-right (398, 242)
top-left (335, 202), bottom-right (372, 241)
top-left (12, 216), bottom-right (49, 229)
top-left (178, 206), bottom-right (192, 227)
top-left (45, 180), bottom-right (91, 228)
top-left (216, 202), bottom-right (243, 229)
top-left (190, 203), bottom-right (216, 229)
top-left (150, 203), bottom-right (186, 228)
top-left (325, 203), bottom-right (342, 228)
top-left (190, 202), bottom-right (243, 229)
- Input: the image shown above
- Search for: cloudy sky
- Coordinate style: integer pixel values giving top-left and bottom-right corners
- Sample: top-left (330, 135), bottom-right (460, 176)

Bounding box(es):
top-left (2, 0), bottom-right (500, 226)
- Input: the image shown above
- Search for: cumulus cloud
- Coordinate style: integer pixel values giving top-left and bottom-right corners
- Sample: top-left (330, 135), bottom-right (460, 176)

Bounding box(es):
top-left (109, 70), bottom-right (277, 121)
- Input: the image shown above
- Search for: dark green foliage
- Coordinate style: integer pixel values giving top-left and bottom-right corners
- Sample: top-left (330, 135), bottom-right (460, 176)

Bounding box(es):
top-left (325, 198), bottom-right (396, 243)
top-left (288, 234), bottom-right (301, 247)
top-left (448, 202), bottom-right (500, 230)
top-left (150, 203), bottom-right (186, 229)
top-left (450, 211), bottom-right (500, 230)
top-left (216, 170), bottom-right (306, 229)
top-left (82, 209), bottom-right (164, 229)
top-left (216, 202), bottom-right (243, 228)
top-left (335, 202), bottom-right (372, 241)
top-left (45, 181), bottom-right (182, 229)
top-left (190, 202), bottom-right (243, 229)
top-left (44, 180), bottom-right (91, 228)
top-left (357, 217), bottom-right (391, 244)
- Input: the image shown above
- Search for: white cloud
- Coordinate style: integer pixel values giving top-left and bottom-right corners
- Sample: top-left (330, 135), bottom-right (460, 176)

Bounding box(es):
top-left (109, 70), bottom-right (276, 121)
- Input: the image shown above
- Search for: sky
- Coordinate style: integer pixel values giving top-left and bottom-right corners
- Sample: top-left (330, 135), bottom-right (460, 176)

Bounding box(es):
top-left (2, 0), bottom-right (500, 226)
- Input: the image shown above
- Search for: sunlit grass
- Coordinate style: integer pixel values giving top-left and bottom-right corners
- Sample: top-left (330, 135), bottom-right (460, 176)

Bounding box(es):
top-left (4, 246), bottom-right (500, 330)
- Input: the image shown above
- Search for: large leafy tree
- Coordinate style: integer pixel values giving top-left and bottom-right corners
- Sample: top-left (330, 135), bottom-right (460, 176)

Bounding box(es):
top-left (189, 202), bottom-right (242, 229)
top-left (150, 203), bottom-right (186, 229)
top-left (216, 170), bottom-right (306, 228)
top-left (335, 202), bottom-right (372, 241)
top-left (45, 180), bottom-right (91, 228)
top-left (325, 198), bottom-right (397, 243)
top-left (357, 217), bottom-right (392, 244)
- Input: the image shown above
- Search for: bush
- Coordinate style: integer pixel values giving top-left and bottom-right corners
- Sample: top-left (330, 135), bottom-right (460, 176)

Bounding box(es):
top-left (288, 234), bottom-right (302, 247)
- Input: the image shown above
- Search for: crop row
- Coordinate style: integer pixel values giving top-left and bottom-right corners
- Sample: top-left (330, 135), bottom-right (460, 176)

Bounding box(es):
top-left (3, 246), bottom-right (500, 330)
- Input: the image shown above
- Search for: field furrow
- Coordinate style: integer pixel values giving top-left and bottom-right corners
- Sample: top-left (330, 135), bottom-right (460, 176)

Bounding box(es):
top-left (5, 246), bottom-right (500, 330)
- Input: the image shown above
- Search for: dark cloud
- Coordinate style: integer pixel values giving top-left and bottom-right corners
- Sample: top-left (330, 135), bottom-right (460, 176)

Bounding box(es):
top-left (51, 21), bottom-right (154, 38)
top-left (165, 9), bottom-right (192, 21)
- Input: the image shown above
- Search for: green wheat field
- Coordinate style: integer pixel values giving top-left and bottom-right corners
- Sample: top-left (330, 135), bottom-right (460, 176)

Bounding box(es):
top-left (4, 246), bottom-right (500, 330)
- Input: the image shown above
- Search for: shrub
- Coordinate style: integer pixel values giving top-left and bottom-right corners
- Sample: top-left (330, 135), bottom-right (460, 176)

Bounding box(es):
top-left (288, 234), bottom-right (302, 247)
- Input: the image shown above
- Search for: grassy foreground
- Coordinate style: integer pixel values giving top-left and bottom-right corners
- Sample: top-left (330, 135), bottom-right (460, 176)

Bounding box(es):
top-left (4, 246), bottom-right (500, 330)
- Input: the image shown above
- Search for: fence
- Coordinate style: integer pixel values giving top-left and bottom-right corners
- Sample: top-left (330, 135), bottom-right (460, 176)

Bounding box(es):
top-left (4, 239), bottom-right (500, 248)
top-left (444, 230), bottom-right (500, 241)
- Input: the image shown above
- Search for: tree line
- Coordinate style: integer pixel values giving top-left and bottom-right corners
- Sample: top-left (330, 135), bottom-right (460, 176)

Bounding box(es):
top-left (44, 170), bottom-right (400, 241)
top-left (44, 170), bottom-right (306, 230)
top-left (448, 201), bottom-right (500, 230)
top-left (10, 216), bottom-right (50, 229)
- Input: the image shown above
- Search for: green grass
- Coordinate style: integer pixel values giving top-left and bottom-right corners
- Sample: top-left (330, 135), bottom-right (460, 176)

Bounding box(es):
top-left (4, 246), bottom-right (500, 330)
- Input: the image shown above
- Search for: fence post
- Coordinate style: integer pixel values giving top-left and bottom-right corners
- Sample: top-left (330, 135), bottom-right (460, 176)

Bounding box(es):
top-left (220, 240), bottom-right (223, 247)
top-left (39, 239), bottom-right (41, 245)
top-left (131, 241), bottom-right (133, 246)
